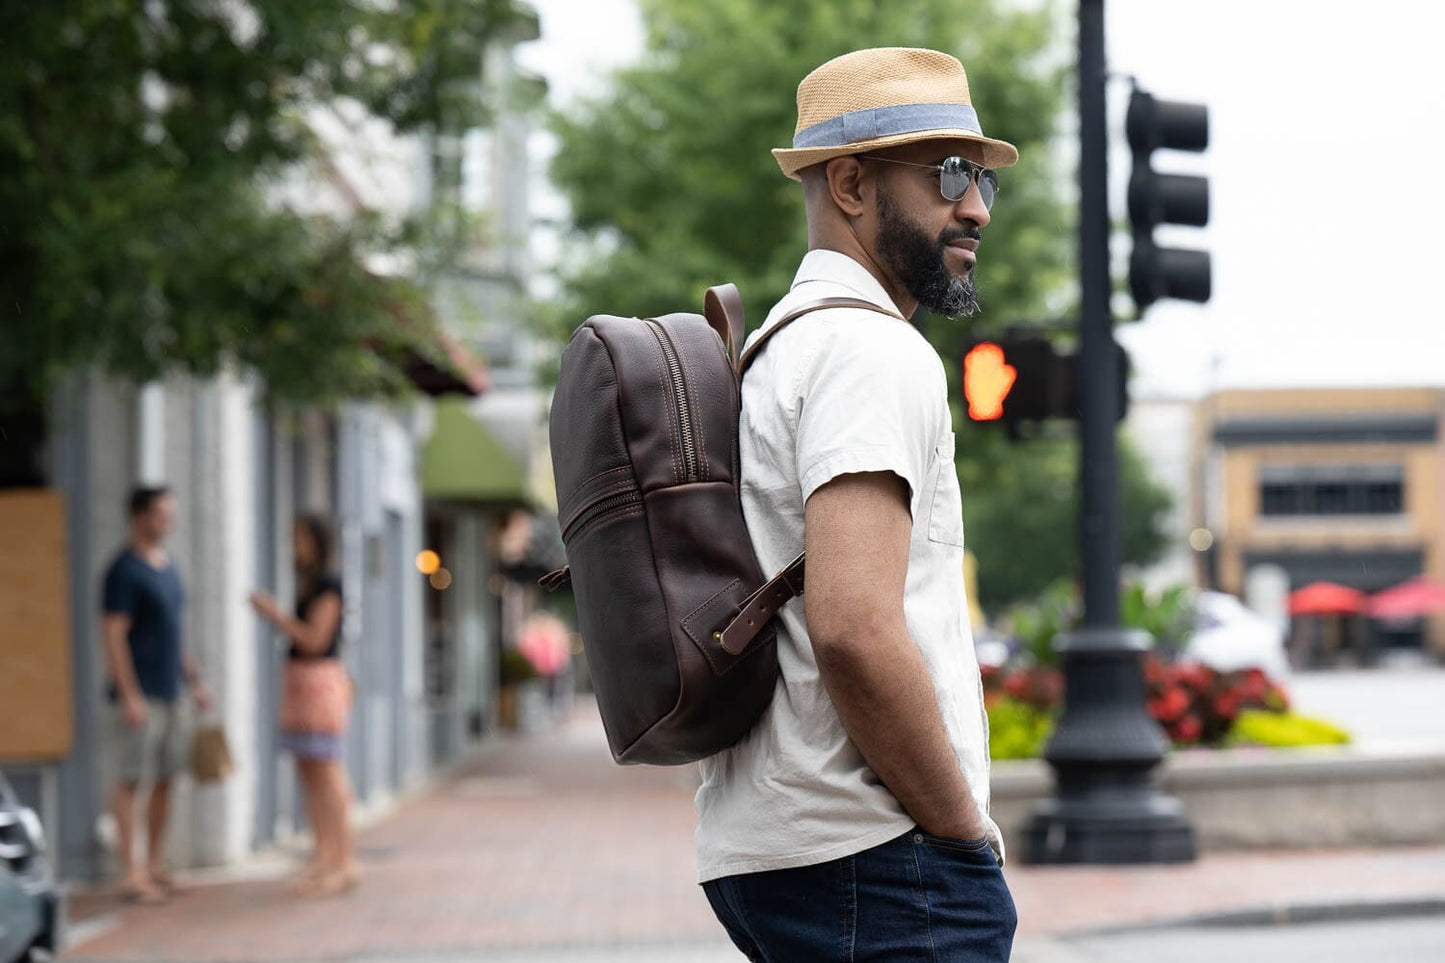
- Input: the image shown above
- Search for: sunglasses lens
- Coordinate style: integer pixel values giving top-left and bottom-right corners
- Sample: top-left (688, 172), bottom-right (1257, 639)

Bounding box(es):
top-left (938, 158), bottom-right (997, 209)
top-left (939, 157), bottom-right (970, 201)
top-left (978, 168), bottom-right (998, 210)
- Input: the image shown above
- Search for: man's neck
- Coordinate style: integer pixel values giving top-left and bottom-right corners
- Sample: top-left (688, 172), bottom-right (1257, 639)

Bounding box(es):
top-left (130, 536), bottom-right (166, 566)
top-left (807, 239), bottom-right (918, 320)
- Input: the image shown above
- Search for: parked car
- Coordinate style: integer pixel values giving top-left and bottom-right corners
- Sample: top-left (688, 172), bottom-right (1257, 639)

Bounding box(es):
top-left (1184, 590), bottom-right (1291, 680)
top-left (0, 774), bottom-right (58, 963)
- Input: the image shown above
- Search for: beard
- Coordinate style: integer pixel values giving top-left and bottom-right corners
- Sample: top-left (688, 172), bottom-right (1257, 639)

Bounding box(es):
top-left (876, 185), bottom-right (981, 319)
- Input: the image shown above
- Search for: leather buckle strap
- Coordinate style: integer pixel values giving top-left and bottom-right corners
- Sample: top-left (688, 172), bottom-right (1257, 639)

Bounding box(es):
top-left (717, 553), bottom-right (806, 656)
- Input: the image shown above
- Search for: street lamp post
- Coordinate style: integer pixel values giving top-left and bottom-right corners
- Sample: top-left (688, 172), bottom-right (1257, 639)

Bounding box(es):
top-left (1020, 0), bottom-right (1196, 864)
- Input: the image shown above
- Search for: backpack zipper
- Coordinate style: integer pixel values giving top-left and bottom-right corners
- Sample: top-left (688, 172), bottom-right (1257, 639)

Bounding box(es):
top-left (562, 489), bottom-right (643, 543)
top-left (646, 320), bottom-right (701, 482)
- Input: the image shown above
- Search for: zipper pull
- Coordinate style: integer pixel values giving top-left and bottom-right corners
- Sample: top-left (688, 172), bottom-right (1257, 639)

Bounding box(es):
top-left (539, 567), bottom-right (571, 592)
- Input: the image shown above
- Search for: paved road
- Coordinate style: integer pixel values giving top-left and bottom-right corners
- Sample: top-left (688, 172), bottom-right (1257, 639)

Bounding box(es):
top-left (1288, 666), bottom-right (1445, 745)
top-left (1026, 916), bottom-right (1445, 963)
top-left (288, 917), bottom-right (1445, 963)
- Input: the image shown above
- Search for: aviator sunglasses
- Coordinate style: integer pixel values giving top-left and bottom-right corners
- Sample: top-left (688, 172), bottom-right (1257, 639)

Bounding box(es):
top-left (857, 154), bottom-right (998, 210)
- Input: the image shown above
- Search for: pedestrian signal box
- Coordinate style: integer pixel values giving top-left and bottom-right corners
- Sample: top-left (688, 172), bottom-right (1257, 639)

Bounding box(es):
top-left (960, 335), bottom-right (1129, 427)
top-left (961, 343), bottom-right (1015, 421)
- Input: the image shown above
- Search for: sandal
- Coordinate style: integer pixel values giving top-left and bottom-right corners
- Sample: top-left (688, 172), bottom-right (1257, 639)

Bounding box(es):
top-left (307, 865), bottom-right (361, 897)
top-left (148, 868), bottom-right (185, 895)
top-left (119, 880), bottom-right (168, 905)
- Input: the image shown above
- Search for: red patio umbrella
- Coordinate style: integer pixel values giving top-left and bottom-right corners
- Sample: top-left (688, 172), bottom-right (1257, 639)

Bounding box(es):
top-left (1366, 577), bottom-right (1445, 620)
top-left (1288, 581), bottom-right (1365, 616)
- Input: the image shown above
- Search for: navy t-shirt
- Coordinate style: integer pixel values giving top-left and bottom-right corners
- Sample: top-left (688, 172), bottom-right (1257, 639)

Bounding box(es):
top-left (102, 549), bottom-right (185, 701)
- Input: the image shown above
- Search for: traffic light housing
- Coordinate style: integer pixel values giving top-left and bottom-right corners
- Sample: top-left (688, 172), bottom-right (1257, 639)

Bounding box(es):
top-left (961, 336), bottom-right (1128, 427)
top-left (1127, 87), bottom-right (1210, 310)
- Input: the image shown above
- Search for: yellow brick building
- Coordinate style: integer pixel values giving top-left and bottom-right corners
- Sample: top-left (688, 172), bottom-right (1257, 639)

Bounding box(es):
top-left (1191, 387), bottom-right (1445, 655)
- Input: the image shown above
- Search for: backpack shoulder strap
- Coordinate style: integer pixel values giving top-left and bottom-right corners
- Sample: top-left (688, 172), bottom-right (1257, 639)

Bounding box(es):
top-left (736, 296), bottom-right (905, 376)
top-left (719, 296), bottom-right (906, 656)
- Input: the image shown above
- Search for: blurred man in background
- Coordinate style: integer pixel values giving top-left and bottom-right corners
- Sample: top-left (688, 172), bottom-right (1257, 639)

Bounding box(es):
top-left (100, 486), bottom-right (211, 903)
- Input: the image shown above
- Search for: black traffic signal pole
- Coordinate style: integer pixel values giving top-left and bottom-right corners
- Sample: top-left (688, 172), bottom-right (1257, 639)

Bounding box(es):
top-left (1077, 0), bottom-right (1120, 629)
top-left (1021, 0), bottom-right (1195, 864)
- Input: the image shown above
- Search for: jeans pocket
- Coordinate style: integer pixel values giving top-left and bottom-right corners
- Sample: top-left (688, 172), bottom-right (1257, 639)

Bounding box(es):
top-left (913, 829), bottom-right (996, 860)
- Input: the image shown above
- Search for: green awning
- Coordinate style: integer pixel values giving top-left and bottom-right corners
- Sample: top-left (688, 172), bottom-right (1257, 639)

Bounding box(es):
top-left (422, 399), bottom-right (529, 505)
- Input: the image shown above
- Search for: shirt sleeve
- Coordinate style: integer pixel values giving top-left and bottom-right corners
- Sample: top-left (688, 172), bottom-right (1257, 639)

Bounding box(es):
top-left (793, 316), bottom-right (947, 517)
top-left (317, 574), bottom-right (343, 601)
top-left (102, 560), bottom-right (135, 617)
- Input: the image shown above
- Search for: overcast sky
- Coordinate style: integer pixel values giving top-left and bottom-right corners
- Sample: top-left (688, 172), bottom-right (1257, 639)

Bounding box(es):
top-left (519, 0), bottom-right (1445, 398)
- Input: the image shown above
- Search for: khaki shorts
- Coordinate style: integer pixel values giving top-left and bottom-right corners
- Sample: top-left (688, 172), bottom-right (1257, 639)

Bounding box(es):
top-left (114, 699), bottom-right (189, 785)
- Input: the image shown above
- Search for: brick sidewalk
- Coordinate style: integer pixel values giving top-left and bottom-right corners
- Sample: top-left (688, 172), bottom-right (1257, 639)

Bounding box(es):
top-left (65, 701), bottom-right (1445, 961)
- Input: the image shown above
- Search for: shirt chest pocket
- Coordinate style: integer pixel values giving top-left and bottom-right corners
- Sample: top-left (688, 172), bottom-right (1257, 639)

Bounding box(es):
top-left (926, 433), bottom-right (965, 547)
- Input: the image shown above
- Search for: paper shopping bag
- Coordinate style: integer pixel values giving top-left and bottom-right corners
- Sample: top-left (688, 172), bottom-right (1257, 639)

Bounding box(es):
top-left (192, 723), bottom-right (234, 783)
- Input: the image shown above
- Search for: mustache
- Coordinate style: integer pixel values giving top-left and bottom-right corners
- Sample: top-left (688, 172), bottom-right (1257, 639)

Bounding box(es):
top-left (938, 226), bottom-right (983, 246)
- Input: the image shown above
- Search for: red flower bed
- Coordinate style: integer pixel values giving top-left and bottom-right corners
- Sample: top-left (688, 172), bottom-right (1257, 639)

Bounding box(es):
top-left (983, 658), bottom-right (1290, 749)
top-left (1144, 659), bottom-right (1289, 746)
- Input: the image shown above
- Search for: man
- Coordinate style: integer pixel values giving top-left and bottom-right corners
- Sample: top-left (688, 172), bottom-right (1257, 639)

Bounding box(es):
top-left (696, 48), bottom-right (1018, 959)
top-left (101, 486), bottom-right (210, 903)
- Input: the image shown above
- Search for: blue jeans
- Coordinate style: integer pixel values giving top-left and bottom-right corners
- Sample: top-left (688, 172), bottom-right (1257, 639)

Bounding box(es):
top-left (702, 829), bottom-right (1017, 961)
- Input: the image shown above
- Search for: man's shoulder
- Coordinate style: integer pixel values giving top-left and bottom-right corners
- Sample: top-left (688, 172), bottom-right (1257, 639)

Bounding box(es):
top-left (793, 307), bottom-right (942, 384)
top-left (103, 549), bottom-right (137, 580)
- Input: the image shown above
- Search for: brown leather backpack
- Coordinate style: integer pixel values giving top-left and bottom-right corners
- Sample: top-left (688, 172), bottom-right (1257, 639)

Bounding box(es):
top-left (545, 284), bottom-right (897, 764)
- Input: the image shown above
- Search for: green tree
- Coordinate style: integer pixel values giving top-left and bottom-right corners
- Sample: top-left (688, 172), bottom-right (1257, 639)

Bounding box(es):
top-left (962, 433), bottom-right (1174, 612)
top-left (548, 0), bottom-right (1070, 340)
top-left (0, 0), bottom-right (535, 404)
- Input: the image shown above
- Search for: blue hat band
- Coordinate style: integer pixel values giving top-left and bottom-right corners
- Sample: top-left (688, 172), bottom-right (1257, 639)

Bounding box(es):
top-left (792, 102), bottom-right (983, 150)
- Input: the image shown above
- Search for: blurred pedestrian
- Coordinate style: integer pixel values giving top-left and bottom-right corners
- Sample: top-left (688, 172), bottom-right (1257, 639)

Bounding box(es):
top-left (100, 485), bottom-right (212, 904)
top-left (696, 48), bottom-right (1018, 959)
top-left (249, 515), bottom-right (358, 896)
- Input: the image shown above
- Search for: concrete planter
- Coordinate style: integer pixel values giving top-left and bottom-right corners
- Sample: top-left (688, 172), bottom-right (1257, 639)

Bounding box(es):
top-left (991, 745), bottom-right (1445, 854)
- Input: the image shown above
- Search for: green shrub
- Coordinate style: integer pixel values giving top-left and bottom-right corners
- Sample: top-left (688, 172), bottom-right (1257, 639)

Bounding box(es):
top-left (1227, 710), bottom-right (1351, 748)
top-left (987, 697), bottom-right (1055, 760)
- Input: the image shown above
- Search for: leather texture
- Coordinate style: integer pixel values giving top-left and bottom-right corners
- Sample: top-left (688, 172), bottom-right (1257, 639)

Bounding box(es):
top-left (548, 288), bottom-right (902, 765)
top-left (704, 283), bottom-right (745, 364)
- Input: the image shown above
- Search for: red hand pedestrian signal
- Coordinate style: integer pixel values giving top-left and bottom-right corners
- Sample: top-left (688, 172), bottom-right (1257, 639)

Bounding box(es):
top-left (962, 343), bottom-right (1016, 421)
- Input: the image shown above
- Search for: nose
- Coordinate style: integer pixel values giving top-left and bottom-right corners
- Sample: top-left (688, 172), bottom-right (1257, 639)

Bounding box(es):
top-left (954, 178), bottom-right (991, 229)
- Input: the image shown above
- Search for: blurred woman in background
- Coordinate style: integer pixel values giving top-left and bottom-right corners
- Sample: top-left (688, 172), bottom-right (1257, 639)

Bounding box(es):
top-left (250, 515), bottom-right (358, 896)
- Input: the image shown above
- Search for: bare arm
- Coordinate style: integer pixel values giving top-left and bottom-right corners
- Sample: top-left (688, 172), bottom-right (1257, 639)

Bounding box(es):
top-left (804, 472), bottom-right (987, 841)
top-left (100, 613), bottom-right (143, 701)
top-left (251, 591), bottom-right (341, 657)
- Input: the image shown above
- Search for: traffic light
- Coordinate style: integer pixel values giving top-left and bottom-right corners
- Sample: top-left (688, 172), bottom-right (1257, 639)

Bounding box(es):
top-left (1126, 86), bottom-right (1210, 310)
top-left (961, 336), bottom-right (1129, 427)
top-left (961, 336), bottom-right (1068, 425)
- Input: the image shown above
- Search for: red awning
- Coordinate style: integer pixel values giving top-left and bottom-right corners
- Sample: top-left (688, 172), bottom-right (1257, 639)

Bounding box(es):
top-left (1288, 581), bottom-right (1365, 616)
top-left (398, 330), bottom-right (490, 397)
top-left (1366, 577), bottom-right (1445, 620)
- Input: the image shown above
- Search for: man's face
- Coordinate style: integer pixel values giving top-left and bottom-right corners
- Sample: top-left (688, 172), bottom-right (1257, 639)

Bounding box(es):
top-left (868, 139), bottom-right (993, 319)
top-left (137, 495), bottom-right (176, 543)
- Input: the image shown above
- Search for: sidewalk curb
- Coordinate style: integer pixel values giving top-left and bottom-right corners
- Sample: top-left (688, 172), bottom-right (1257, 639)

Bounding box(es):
top-left (1072, 893), bottom-right (1445, 938)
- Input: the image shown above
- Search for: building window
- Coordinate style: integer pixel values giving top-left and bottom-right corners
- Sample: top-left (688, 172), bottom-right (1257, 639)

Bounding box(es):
top-left (1258, 465), bottom-right (1405, 517)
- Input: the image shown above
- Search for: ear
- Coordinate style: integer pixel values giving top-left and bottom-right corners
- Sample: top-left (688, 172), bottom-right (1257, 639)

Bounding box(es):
top-left (824, 155), bottom-right (870, 218)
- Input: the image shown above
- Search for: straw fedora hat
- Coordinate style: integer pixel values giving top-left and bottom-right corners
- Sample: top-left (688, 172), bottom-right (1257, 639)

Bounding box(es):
top-left (773, 47), bottom-right (1019, 181)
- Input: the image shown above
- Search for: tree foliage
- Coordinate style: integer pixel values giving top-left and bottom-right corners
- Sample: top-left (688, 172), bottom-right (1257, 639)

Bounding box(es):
top-left (0, 0), bottom-right (534, 403)
top-left (548, 0), bottom-right (1070, 339)
top-left (962, 433), bottom-right (1174, 611)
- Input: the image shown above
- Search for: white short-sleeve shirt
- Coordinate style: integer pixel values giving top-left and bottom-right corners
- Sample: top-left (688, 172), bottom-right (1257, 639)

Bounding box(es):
top-left (694, 249), bottom-right (1000, 883)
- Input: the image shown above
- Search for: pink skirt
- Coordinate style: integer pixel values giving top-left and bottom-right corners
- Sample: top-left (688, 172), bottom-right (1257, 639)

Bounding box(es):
top-left (280, 659), bottom-right (352, 738)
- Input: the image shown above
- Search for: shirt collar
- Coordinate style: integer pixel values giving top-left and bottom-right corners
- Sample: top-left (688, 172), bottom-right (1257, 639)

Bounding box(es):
top-left (790, 249), bottom-right (904, 317)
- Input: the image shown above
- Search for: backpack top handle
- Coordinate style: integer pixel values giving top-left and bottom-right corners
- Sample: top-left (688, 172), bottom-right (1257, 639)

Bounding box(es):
top-left (704, 283), bottom-right (746, 366)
